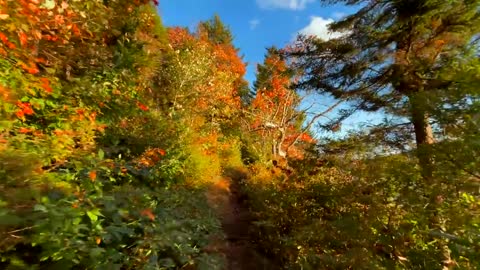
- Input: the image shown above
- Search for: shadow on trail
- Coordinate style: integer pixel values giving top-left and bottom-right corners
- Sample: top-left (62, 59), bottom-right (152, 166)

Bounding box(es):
top-left (206, 167), bottom-right (277, 270)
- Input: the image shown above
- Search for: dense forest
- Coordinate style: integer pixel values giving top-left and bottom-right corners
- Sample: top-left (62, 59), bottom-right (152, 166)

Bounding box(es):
top-left (0, 0), bottom-right (479, 269)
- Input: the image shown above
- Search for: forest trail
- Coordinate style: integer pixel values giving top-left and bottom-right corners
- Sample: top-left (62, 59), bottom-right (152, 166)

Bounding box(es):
top-left (206, 168), bottom-right (275, 270)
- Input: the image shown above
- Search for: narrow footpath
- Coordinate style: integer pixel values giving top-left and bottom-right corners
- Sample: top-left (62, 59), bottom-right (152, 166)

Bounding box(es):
top-left (206, 168), bottom-right (275, 270)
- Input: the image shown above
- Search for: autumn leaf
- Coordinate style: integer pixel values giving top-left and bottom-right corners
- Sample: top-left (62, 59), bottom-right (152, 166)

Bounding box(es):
top-left (16, 110), bottom-right (25, 119)
top-left (136, 101), bottom-right (149, 111)
top-left (140, 208), bottom-right (155, 221)
top-left (20, 63), bottom-right (39, 74)
top-left (16, 102), bottom-right (34, 116)
top-left (18, 31), bottom-right (27, 47)
top-left (39, 77), bottom-right (53, 93)
top-left (89, 171), bottom-right (97, 182)
top-left (19, 127), bottom-right (31, 134)
top-left (0, 32), bottom-right (8, 43)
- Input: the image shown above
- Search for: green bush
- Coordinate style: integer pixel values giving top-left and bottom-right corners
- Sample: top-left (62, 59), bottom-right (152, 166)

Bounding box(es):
top-left (245, 156), bottom-right (480, 269)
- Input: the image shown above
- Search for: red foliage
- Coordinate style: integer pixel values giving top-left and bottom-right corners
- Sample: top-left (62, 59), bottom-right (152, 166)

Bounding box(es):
top-left (16, 101), bottom-right (34, 118)
top-left (71, 24), bottom-right (81, 37)
top-left (20, 62), bottom-right (39, 74)
top-left (136, 101), bottom-right (149, 111)
top-left (39, 77), bottom-right (52, 93)
top-left (167, 27), bottom-right (195, 49)
top-left (0, 32), bottom-right (7, 43)
top-left (0, 31), bottom-right (15, 49)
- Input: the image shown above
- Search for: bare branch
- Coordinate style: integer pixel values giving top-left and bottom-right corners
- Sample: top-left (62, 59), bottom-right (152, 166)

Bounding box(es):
top-left (286, 99), bottom-right (344, 152)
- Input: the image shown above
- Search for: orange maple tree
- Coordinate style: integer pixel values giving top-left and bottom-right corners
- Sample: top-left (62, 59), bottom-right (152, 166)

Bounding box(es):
top-left (251, 48), bottom-right (315, 160)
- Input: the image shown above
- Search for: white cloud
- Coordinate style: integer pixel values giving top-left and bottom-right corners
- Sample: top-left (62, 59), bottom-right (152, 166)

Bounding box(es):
top-left (297, 16), bottom-right (344, 40)
top-left (249, 19), bottom-right (260, 30)
top-left (256, 0), bottom-right (315, 10)
top-left (332, 11), bottom-right (346, 19)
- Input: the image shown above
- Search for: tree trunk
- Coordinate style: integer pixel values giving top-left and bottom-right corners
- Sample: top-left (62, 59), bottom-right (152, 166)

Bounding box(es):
top-left (409, 95), bottom-right (454, 268)
top-left (277, 127), bottom-right (287, 158)
top-left (409, 94), bottom-right (435, 180)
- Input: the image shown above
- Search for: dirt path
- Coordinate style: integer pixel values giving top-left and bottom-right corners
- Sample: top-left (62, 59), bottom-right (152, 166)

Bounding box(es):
top-left (206, 168), bottom-right (275, 270)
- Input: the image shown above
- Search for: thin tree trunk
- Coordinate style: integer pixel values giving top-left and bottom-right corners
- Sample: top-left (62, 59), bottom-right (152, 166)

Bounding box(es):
top-left (409, 95), bottom-right (434, 180)
top-left (409, 95), bottom-right (453, 269)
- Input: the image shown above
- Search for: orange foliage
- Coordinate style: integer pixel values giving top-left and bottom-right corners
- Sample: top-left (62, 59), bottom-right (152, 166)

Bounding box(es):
top-left (252, 53), bottom-right (292, 116)
top-left (136, 148), bottom-right (167, 167)
top-left (166, 24), bottom-right (245, 114)
top-left (39, 77), bottom-right (52, 93)
top-left (20, 62), bottom-right (39, 74)
top-left (140, 208), bottom-right (155, 221)
top-left (16, 101), bottom-right (34, 118)
top-left (89, 171), bottom-right (97, 182)
top-left (213, 44), bottom-right (246, 76)
top-left (299, 133), bottom-right (315, 143)
top-left (167, 27), bottom-right (195, 49)
top-left (250, 52), bottom-right (316, 159)
top-left (18, 127), bottom-right (32, 134)
top-left (18, 31), bottom-right (27, 47)
top-left (0, 85), bottom-right (12, 102)
top-left (136, 101), bottom-right (149, 111)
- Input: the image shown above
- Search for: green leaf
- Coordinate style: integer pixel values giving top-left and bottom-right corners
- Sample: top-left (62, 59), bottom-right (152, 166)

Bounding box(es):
top-left (87, 209), bottom-right (102, 222)
top-left (42, 0), bottom-right (56, 10)
top-left (98, 149), bottom-right (105, 160)
top-left (34, 204), bottom-right (48, 213)
top-left (34, 99), bottom-right (45, 109)
top-left (45, 68), bottom-right (56, 74)
top-left (89, 247), bottom-right (105, 257)
top-left (73, 217), bottom-right (82, 225)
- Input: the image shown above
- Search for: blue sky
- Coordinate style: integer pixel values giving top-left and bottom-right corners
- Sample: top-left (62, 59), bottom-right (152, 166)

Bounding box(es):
top-left (157, 0), bottom-right (382, 136)
top-left (158, 0), bottom-right (355, 85)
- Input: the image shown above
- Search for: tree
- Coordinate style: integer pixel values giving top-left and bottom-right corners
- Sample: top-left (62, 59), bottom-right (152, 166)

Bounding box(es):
top-left (198, 15), bottom-right (251, 106)
top-left (158, 24), bottom-right (245, 127)
top-left (250, 47), bottom-right (318, 160)
top-left (288, 0), bottom-right (480, 181)
top-left (288, 1), bottom-right (480, 267)
top-left (198, 14), bottom-right (233, 45)
top-left (252, 48), bottom-right (297, 158)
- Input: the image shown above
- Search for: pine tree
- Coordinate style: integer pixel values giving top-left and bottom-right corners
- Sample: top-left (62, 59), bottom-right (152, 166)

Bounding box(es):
top-left (289, 0), bottom-right (480, 180)
top-left (289, 1), bottom-right (480, 267)
top-left (198, 14), bottom-right (233, 45)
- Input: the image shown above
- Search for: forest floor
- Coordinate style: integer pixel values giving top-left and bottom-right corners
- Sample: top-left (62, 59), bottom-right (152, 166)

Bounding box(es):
top-left (206, 168), bottom-right (276, 270)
